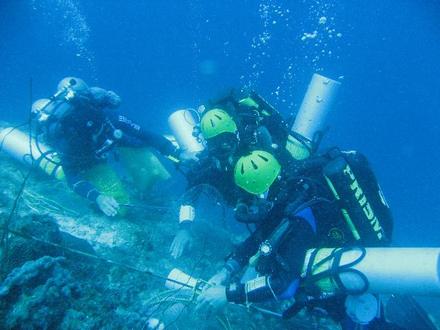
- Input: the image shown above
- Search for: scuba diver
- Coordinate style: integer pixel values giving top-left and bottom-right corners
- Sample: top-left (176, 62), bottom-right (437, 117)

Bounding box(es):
top-left (196, 148), bottom-right (399, 329)
top-left (169, 92), bottom-right (292, 259)
top-left (169, 107), bottom-right (245, 259)
top-left (31, 77), bottom-right (180, 217)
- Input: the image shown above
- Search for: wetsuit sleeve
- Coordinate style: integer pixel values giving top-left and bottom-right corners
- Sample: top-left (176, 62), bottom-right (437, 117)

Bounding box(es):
top-left (57, 140), bottom-right (101, 202)
top-left (226, 209), bottom-right (317, 304)
top-left (110, 114), bottom-right (178, 158)
top-left (176, 157), bottom-right (214, 229)
top-left (227, 230), bottom-right (262, 271)
top-left (63, 164), bottom-right (100, 202)
top-left (225, 211), bottom-right (279, 274)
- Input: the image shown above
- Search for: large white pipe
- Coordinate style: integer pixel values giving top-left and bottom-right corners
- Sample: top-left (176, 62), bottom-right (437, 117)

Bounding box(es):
top-left (168, 109), bottom-right (205, 153)
top-left (303, 247), bottom-right (440, 296)
top-left (286, 74), bottom-right (341, 160)
top-left (0, 127), bottom-right (65, 180)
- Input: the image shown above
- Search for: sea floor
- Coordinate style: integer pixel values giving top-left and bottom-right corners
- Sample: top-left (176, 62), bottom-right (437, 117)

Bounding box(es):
top-left (0, 122), bottom-right (438, 330)
top-left (0, 130), bottom-right (338, 329)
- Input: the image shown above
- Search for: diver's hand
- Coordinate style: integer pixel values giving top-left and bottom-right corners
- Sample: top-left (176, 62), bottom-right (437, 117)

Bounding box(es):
top-left (208, 268), bottom-right (231, 286)
top-left (196, 285), bottom-right (227, 313)
top-left (169, 229), bottom-right (193, 259)
top-left (96, 195), bottom-right (119, 217)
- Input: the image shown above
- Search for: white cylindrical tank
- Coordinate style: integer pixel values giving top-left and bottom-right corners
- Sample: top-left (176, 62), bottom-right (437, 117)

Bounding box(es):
top-left (168, 109), bottom-right (205, 153)
top-left (292, 73), bottom-right (341, 141)
top-left (286, 74), bottom-right (341, 160)
top-left (303, 247), bottom-right (440, 296)
top-left (0, 127), bottom-right (65, 180)
top-left (165, 268), bottom-right (199, 290)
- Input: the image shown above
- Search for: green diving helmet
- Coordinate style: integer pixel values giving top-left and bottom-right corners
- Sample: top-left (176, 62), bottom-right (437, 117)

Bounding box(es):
top-left (200, 108), bottom-right (238, 140)
top-left (234, 150), bottom-right (281, 195)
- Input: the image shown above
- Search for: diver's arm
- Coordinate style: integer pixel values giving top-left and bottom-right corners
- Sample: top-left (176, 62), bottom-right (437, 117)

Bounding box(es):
top-left (60, 144), bottom-right (120, 217)
top-left (226, 206), bottom-right (317, 303)
top-left (222, 225), bottom-right (265, 275)
top-left (112, 114), bottom-right (179, 158)
top-left (176, 156), bottom-right (218, 229)
top-left (199, 264), bottom-right (298, 309)
top-left (170, 158), bottom-right (219, 258)
top-left (226, 274), bottom-right (296, 304)
top-left (169, 203), bottom-right (195, 258)
top-left (63, 165), bottom-right (119, 216)
top-left (62, 163), bottom-right (100, 202)
top-left (169, 171), bottom-right (204, 258)
top-left (137, 130), bottom-right (178, 158)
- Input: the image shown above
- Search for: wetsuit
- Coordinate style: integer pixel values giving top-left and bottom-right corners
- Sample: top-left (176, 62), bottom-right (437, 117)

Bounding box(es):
top-left (177, 133), bottom-right (291, 229)
top-left (177, 149), bottom-right (244, 229)
top-left (224, 149), bottom-right (393, 306)
top-left (45, 87), bottom-right (177, 202)
top-left (208, 92), bottom-right (290, 150)
top-left (177, 92), bottom-right (295, 233)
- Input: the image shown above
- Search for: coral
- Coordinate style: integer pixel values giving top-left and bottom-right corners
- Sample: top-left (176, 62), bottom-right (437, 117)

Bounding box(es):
top-left (2, 214), bottom-right (64, 272)
top-left (0, 256), bottom-right (65, 297)
top-left (0, 256), bottom-right (80, 329)
top-left (1, 212), bottom-right (96, 276)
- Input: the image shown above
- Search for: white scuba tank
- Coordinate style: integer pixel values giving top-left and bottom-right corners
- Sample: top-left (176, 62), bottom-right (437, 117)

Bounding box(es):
top-left (168, 109), bottom-right (205, 154)
top-left (302, 247), bottom-right (440, 296)
top-left (286, 73), bottom-right (341, 160)
top-left (0, 127), bottom-right (65, 180)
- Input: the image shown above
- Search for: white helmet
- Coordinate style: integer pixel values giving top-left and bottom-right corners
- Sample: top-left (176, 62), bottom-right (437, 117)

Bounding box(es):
top-left (57, 77), bottom-right (88, 92)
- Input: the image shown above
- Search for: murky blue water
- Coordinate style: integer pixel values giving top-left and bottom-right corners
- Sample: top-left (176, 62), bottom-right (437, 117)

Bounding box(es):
top-left (0, 0), bottom-right (439, 327)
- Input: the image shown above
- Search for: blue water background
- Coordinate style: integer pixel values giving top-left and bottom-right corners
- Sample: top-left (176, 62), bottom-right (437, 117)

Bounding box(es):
top-left (1, 1), bottom-right (439, 247)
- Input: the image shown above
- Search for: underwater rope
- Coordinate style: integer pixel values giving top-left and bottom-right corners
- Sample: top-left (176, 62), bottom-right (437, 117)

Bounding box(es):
top-left (21, 190), bottom-right (80, 217)
top-left (0, 170), bottom-right (33, 280)
top-left (0, 225), bottom-right (195, 289)
top-left (0, 79), bottom-right (37, 280)
top-left (0, 226), bottom-right (291, 323)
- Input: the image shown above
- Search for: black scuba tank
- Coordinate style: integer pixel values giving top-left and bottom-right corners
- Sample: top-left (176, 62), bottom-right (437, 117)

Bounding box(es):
top-left (322, 150), bottom-right (393, 246)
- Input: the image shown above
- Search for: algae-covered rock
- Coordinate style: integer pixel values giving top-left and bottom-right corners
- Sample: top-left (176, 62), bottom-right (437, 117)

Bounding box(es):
top-left (0, 256), bottom-right (80, 329)
top-left (1, 213), bottom-right (95, 275)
